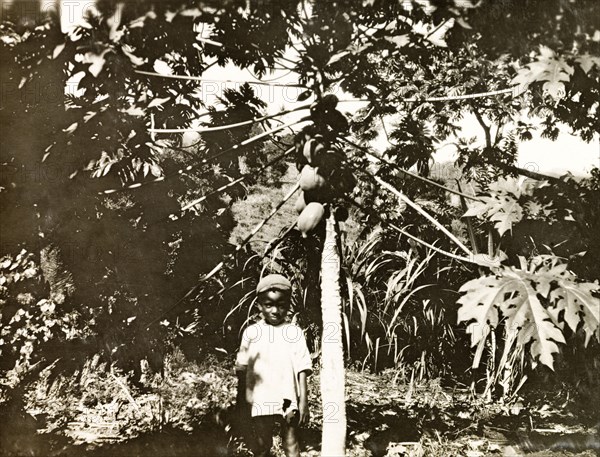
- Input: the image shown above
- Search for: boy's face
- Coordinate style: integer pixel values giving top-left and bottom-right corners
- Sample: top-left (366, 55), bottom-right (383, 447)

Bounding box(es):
top-left (257, 290), bottom-right (290, 326)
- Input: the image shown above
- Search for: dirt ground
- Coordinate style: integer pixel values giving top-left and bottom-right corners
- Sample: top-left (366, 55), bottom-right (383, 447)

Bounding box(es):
top-left (2, 367), bottom-right (598, 457)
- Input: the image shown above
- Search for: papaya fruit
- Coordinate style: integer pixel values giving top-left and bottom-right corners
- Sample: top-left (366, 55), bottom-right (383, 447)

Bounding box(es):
top-left (294, 192), bottom-right (307, 214)
top-left (315, 149), bottom-right (344, 172)
top-left (302, 138), bottom-right (316, 164)
top-left (310, 101), bottom-right (325, 119)
top-left (303, 137), bottom-right (327, 165)
top-left (299, 165), bottom-right (327, 192)
top-left (298, 202), bottom-right (325, 238)
top-left (313, 140), bottom-right (326, 160)
top-left (322, 93), bottom-right (339, 110)
top-left (325, 110), bottom-right (349, 132)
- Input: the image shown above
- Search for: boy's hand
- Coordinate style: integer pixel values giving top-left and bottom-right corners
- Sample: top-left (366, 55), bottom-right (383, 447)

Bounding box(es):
top-left (298, 397), bottom-right (309, 426)
top-left (297, 370), bottom-right (309, 426)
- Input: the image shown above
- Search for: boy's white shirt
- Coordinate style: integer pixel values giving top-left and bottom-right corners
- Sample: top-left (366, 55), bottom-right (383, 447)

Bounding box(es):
top-left (236, 319), bottom-right (312, 417)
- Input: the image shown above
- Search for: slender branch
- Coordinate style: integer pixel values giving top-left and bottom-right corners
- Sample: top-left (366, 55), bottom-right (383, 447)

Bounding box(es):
top-left (247, 69), bottom-right (295, 83)
top-left (179, 147), bottom-right (294, 213)
top-left (377, 109), bottom-right (392, 145)
top-left (263, 220), bottom-right (297, 258)
top-left (346, 197), bottom-right (477, 265)
top-left (471, 103), bottom-right (492, 148)
top-left (341, 138), bottom-right (483, 202)
top-left (367, 172), bottom-right (473, 256)
top-left (233, 183), bottom-right (300, 254)
top-left (337, 86), bottom-right (526, 103)
top-left (148, 104), bottom-right (310, 134)
top-left (196, 36), bottom-right (224, 48)
top-left (144, 184), bottom-right (299, 329)
top-left (424, 19), bottom-right (451, 40)
top-left (505, 164), bottom-right (565, 184)
top-left (135, 70), bottom-right (305, 88)
top-left (202, 59), bottom-right (219, 72)
top-left (494, 121), bottom-right (504, 147)
top-left (101, 118), bottom-right (310, 195)
top-left (457, 180), bottom-right (480, 256)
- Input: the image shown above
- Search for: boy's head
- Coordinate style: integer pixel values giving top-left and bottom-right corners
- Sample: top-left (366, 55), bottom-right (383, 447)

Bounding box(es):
top-left (256, 274), bottom-right (291, 326)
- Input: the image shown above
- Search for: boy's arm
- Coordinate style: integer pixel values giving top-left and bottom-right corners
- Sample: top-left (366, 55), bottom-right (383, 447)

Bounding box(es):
top-left (236, 369), bottom-right (247, 405)
top-left (235, 327), bottom-right (250, 407)
top-left (297, 370), bottom-right (309, 426)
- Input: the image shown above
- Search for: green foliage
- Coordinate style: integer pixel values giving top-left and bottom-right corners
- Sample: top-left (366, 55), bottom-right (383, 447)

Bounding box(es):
top-left (458, 255), bottom-right (600, 371)
top-left (463, 176), bottom-right (553, 236)
top-left (0, 250), bottom-right (87, 390)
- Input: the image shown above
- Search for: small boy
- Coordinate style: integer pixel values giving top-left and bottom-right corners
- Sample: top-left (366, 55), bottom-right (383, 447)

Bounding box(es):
top-left (236, 274), bottom-right (312, 457)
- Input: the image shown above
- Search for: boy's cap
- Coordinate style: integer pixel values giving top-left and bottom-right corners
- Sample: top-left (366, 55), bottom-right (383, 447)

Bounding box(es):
top-left (256, 274), bottom-right (292, 294)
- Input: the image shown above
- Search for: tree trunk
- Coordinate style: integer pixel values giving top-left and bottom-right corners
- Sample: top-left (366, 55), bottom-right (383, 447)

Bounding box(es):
top-left (320, 214), bottom-right (346, 456)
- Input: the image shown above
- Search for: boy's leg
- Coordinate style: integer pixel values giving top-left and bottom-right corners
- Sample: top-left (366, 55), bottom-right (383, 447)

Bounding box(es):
top-left (280, 420), bottom-right (300, 457)
top-left (252, 415), bottom-right (275, 457)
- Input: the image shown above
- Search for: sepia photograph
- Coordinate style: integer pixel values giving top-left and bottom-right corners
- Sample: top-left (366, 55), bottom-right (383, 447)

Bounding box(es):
top-left (0, 1), bottom-right (599, 456)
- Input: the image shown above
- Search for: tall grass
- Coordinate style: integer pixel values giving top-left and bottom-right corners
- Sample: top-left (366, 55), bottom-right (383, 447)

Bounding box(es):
top-left (341, 227), bottom-right (461, 378)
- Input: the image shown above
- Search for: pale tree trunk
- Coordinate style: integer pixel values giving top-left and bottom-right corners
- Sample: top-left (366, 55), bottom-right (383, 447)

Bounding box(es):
top-left (319, 214), bottom-right (346, 456)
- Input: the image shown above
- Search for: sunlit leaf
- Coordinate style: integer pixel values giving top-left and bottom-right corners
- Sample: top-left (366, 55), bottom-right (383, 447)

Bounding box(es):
top-left (148, 97), bottom-right (171, 109)
top-left (510, 46), bottom-right (574, 99)
top-left (154, 59), bottom-right (173, 75)
top-left (327, 51), bottom-right (350, 65)
top-left (458, 256), bottom-right (600, 370)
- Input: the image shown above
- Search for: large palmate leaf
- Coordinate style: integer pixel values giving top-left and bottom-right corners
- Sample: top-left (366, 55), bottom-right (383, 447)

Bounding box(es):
top-left (457, 266), bottom-right (563, 369)
top-left (464, 194), bottom-right (522, 236)
top-left (457, 275), bottom-right (501, 347)
top-left (464, 177), bottom-right (552, 235)
top-left (463, 176), bottom-right (532, 235)
top-left (550, 275), bottom-right (600, 345)
top-left (511, 45), bottom-right (575, 99)
top-left (457, 256), bottom-right (600, 370)
top-left (500, 272), bottom-right (565, 370)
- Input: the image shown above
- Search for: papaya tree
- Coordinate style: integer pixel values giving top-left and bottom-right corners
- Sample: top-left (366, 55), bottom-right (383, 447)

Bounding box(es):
top-left (285, 0), bottom-right (600, 402)
top-left (319, 215), bottom-right (346, 456)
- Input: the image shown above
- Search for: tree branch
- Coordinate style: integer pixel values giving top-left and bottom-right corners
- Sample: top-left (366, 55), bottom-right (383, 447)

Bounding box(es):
top-left (471, 104), bottom-right (492, 148)
top-left (505, 164), bottom-right (565, 185)
top-left (493, 122), bottom-right (504, 147)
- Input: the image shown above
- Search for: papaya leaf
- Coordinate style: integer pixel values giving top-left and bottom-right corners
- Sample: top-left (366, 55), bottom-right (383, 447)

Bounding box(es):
top-left (550, 278), bottom-right (600, 345)
top-left (510, 46), bottom-right (574, 99)
top-left (463, 194), bottom-right (523, 236)
top-left (464, 177), bottom-right (547, 235)
top-left (327, 51), bottom-right (350, 65)
top-left (500, 272), bottom-right (565, 370)
top-left (457, 275), bottom-right (501, 347)
top-left (153, 59), bottom-right (173, 75)
top-left (383, 34), bottom-right (409, 48)
top-left (148, 97), bottom-right (171, 109)
top-left (457, 255), bottom-right (599, 371)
